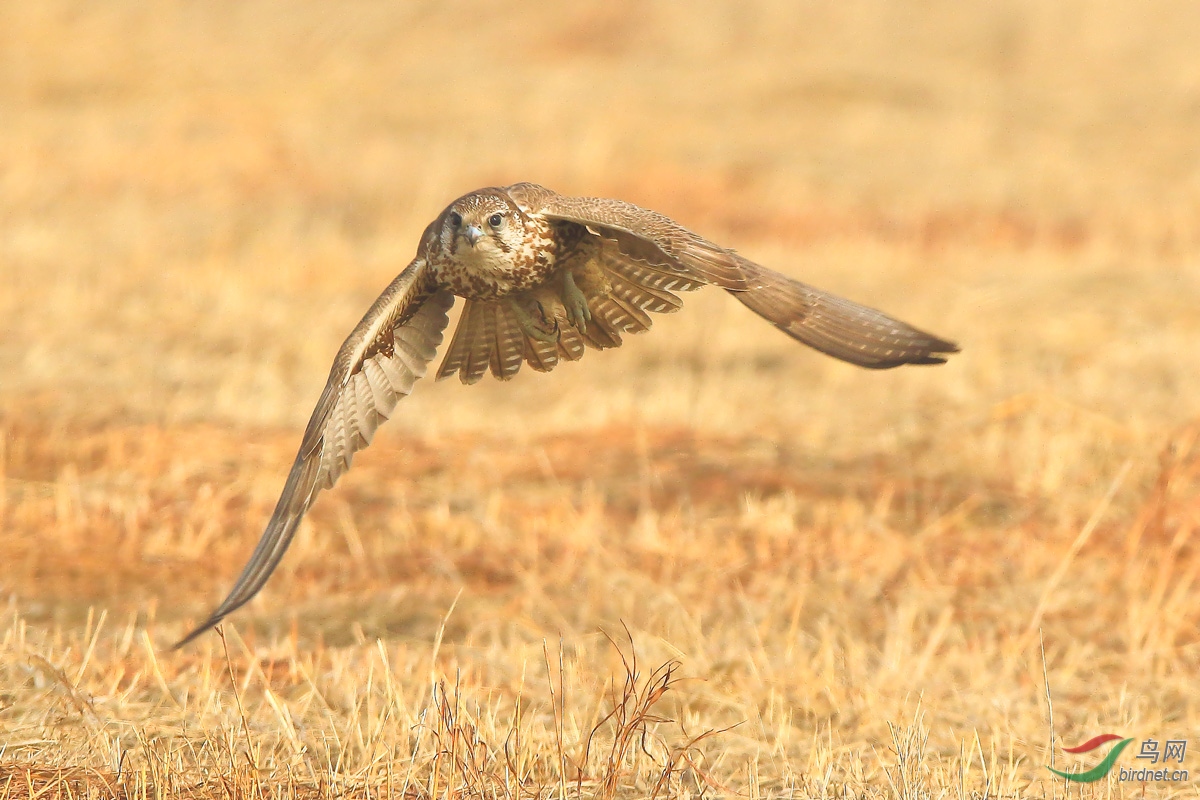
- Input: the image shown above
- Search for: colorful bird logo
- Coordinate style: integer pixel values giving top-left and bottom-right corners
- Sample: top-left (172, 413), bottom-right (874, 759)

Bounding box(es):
top-left (1048, 734), bottom-right (1134, 782)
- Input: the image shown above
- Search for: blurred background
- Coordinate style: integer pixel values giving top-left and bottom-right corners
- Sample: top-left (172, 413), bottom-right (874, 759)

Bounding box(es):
top-left (2, 1), bottom-right (1199, 794)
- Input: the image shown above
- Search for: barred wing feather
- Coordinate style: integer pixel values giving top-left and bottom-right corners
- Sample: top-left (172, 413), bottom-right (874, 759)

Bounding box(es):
top-left (176, 262), bottom-right (453, 646)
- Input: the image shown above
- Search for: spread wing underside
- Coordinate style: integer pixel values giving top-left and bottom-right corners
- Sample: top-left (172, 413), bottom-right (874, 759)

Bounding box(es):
top-left (528, 185), bottom-right (958, 369)
top-left (176, 261), bottom-right (453, 646)
top-left (728, 254), bottom-right (958, 368)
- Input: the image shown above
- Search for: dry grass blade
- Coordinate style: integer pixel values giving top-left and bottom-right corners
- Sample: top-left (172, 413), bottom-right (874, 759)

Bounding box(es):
top-left (880, 706), bottom-right (929, 800)
top-left (577, 626), bottom-right (689, 800)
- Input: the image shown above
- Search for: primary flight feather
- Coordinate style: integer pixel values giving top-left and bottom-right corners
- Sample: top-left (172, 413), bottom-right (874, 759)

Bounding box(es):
top-left (176, 183), bottom-right (958, 646)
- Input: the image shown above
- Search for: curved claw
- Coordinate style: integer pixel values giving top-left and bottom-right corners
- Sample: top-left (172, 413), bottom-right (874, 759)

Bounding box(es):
top-left (562, 269), bottom-right (592, 333)
top-left (511, 299), bottom-right (559, 343)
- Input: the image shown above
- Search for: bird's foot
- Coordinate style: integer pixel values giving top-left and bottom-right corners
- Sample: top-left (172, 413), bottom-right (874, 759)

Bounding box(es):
top-left (511, 298), bottom-right (559, 343)
top-left (562, 269), bottom-right (591, 332)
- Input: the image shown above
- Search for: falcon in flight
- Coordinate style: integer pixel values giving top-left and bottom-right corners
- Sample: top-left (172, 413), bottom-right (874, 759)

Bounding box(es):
top-left (176, 182), bottom-right (957, 646)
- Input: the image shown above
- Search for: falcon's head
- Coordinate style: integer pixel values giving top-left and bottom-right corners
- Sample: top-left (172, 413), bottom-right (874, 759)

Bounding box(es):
top-left (437, 189), bottom-right (532, 273)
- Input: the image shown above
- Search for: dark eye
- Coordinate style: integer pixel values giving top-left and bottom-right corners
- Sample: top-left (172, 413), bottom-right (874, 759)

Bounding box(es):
top-left (488, 213), bottom-right (503, 228)
top-left (449, 211), bottom-right (462, 227)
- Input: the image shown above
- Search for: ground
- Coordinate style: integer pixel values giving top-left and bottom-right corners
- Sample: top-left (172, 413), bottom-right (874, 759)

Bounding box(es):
top-left (2, 1), bottom-right (1199, 798)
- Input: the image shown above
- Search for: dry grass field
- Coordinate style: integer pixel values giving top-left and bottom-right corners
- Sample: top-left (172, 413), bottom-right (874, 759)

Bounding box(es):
top-left (3, 1), bottom-right (1200, 797)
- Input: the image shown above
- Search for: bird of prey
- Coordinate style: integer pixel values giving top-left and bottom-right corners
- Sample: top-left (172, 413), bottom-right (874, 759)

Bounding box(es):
top-left (176, 182), bottom-right (957, 646)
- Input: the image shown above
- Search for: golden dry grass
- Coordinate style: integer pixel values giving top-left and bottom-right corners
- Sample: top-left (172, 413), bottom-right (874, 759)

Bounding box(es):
top-left (3, 1), bottom-right (1200, 798)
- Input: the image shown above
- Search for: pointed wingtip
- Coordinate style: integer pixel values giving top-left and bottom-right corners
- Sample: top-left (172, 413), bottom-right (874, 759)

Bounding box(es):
top-left (173, 617), bottom-right (220, 650)
top-left (873, 336), bottom-right (961, 368)
top-left (919, 337), bottom-right (961, 363)
top-left (172, 629), bottom-right (202, 651)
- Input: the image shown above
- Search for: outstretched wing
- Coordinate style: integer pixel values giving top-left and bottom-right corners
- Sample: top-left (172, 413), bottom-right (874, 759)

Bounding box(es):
top-left (513, 183), bottom-right (957, 370)
top-left (576, 239), bottom-right (957, 369)
top-left (729, 255), bottom-right (958, 368)
top-left (176, 259), bottom-right (454, 647)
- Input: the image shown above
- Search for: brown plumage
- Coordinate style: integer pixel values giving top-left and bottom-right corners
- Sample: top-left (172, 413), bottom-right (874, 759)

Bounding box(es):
top-left (176, 182), bottom-right (958, 646)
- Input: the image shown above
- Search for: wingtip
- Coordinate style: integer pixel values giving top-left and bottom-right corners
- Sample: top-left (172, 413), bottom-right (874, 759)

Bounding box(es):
top-left (173, 617), bottom-right (220, 650)
top-left (172, 628), bottom-right (204, 651)
top-left (890, 337), bottom-right (961, 368)
top-left (928, 337), bottom-right (961, 360)
top-left (828, 333), bottom-right (961, 370)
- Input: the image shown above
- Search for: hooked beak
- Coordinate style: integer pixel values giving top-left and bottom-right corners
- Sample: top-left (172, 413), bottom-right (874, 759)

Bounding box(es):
top-left (463, 224), bottom-right (484, 247)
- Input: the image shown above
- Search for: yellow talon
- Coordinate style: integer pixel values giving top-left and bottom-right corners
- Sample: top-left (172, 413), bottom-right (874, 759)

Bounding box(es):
top-left (562, 269), bottom-right (591, 332)
top-left (510, 298), bottom-right (559, 343)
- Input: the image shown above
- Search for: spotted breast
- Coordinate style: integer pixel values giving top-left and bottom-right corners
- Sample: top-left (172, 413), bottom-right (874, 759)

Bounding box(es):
top-left (426, 186), bottom-right (567, 301)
